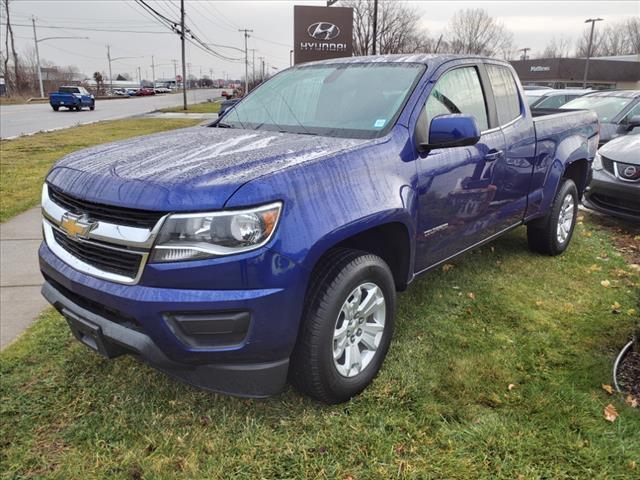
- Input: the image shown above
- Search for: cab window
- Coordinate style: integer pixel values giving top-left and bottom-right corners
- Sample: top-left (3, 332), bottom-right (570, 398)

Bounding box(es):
top-left (425, 66), bottom-right (489, 131)
top-left (486, 65), bottom-right (521, 125)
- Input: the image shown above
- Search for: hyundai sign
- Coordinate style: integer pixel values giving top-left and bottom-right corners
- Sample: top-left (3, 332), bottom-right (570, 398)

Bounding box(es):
top-left (293, 5), bottom-right (353, 64)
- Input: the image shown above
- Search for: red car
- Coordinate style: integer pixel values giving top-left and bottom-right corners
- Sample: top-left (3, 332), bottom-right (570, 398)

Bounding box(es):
top-left (136, 88), bottom-right (156, 96)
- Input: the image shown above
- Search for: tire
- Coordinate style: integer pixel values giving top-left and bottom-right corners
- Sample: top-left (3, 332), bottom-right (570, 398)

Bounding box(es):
top-left (89, 102), bottom-right (95, 111)
top-left (290, 248), bottom-right (396, 403)
top-left (527, 178), bottom-right (578, 256)
top-left (52, 105), bottom-right (59, 111)
top-left (75, 105), bottom-right (82, 111)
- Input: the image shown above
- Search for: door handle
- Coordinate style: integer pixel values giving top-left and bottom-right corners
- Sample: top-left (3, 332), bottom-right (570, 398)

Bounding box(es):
top-left (484, 150), bottom-right (504, 162)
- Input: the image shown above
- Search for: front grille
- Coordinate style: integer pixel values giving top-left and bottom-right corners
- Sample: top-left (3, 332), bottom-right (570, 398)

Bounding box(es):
top-left (52, 228), bottom-right (143, 278)
top-left (48, 185), bottom-right (165, 229)
top-left (590, 193), bottom-right (640, 216)
top-left (601, 156), bottom-right (615, 176)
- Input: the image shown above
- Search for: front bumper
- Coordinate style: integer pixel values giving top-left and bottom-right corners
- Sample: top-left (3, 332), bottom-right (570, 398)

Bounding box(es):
top-left (583, 169), bottom-right (640, 222)
top-left (39, 242), bottom-right (309, 397)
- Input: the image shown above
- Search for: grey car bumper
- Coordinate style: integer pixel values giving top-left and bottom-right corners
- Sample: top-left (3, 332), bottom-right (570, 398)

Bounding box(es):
top-left (583, 169), bottom-right (640, 222)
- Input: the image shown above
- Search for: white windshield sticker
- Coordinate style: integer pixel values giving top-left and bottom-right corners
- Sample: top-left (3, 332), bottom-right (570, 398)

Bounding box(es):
top-left (374, 119), bottom-right (386, 128)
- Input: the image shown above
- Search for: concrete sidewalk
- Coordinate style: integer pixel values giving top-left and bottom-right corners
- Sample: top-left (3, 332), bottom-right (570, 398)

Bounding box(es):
top-left (0, 207), bottom-right (48, 349)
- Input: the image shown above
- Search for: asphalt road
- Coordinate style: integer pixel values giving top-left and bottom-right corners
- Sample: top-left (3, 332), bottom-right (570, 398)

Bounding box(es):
top-left (0, 88), bottom-right (223, 139)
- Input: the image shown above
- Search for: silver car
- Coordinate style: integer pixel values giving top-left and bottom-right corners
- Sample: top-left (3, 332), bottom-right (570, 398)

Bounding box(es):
top-left (584, 134), bottom-right (640, 222)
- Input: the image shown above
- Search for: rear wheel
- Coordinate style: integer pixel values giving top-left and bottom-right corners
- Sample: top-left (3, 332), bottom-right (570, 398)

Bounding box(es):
top-left (52, 105), bottom-right (59, 111)
top-left (89, 102), bottom-right (95, 111)
top-left (527, 179), bottom-right (578, 256)
top-left (290, 249), bottom-right (396, 403)
top-left (75, 105), bottom-right (82, 111)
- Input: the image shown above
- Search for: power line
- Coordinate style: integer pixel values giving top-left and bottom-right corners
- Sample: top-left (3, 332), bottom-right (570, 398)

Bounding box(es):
top-left (11, 23), bottom-right (172, 34)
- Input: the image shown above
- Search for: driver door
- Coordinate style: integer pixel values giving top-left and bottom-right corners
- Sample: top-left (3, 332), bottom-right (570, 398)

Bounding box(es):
top-left (414, 65), bottom-right (507, 271)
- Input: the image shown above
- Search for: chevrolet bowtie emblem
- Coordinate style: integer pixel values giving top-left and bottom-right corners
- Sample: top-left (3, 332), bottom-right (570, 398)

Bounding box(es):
top-left (60, 213), bottom-right (96, 239)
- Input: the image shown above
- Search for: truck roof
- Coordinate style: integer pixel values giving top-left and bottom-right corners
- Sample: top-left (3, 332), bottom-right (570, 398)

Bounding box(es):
top-left (298, 54), bottom-right (506, 68)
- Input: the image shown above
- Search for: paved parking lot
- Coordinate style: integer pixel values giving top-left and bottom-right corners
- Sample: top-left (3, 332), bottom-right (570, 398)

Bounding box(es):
top-left (0, 88), bottom-right (222, 138)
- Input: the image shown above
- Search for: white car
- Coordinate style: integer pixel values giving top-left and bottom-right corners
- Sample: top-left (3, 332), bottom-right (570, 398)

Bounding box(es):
top-left (526, 89), bottom-right (592, 109)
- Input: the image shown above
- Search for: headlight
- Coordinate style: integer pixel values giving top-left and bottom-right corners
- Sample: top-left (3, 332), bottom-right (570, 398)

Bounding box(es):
top-left (150, 202), bottom-right (282, 263)
top-left (592, 152), bottom-right (603, 171)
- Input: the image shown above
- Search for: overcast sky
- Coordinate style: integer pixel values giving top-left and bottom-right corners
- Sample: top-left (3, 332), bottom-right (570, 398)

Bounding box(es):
top-left (3, 0), bottom-right (638, 81)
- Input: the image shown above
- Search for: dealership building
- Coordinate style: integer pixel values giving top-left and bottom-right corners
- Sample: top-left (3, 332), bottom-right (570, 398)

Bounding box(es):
top-left (510, 55), bottom-right (640, 90)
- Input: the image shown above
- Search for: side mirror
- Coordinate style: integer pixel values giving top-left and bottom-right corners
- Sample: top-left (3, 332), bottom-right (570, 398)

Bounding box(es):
top-left (625, 115), bottom-right (640, 131)
top-left (418, 114), bottom-right (481, 151)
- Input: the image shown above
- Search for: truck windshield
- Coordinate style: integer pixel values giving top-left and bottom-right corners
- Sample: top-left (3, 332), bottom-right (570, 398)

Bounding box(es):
top-left (561, 95), bottom-right (634, 122)
top-left (218, 63), bottom-right (425, 139)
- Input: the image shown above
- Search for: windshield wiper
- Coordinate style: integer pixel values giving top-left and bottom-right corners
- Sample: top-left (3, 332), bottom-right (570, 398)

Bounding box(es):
top-left (216, 122), bottom-right (235, 128)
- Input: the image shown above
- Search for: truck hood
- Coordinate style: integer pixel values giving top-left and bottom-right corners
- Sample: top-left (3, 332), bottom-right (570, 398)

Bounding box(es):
top-left (47, 126), bottom-right (369, 211)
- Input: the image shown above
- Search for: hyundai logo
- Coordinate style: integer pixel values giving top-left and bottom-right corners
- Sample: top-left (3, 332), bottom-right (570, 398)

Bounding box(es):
top-left (308, 22), bottom-right (340, 40)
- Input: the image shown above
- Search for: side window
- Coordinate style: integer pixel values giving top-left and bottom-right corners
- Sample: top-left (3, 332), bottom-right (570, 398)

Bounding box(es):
top-left (621, 103), bottom-right (640, 124)
top-left (425, 66), bottom-right (488, 131)
top-left (487, 65), bottom-right (521, 125)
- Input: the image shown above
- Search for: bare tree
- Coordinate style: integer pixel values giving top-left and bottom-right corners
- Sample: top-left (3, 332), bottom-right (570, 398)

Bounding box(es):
top-left (445, 8), bottom-right (514, 59)
top-left (625, 17), bottom-right (640, 54)
top-left (342, 0), bottom-right (433, 56)
top-left (574, 19), bottom-right (640, 57)
top-left (3, 0), bottom-right (22, 94)
top-left (542, 36), bottom-right (573, 58)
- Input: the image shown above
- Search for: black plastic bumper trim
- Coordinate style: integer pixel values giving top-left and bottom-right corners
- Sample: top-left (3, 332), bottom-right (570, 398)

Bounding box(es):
top-left (41, 281), bottom-right (289, 398)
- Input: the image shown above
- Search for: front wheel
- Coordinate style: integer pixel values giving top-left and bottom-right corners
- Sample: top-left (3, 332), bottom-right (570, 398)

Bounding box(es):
top-left (527, 178), bottom-right (578, 256)
top-left (290, 249), bottom-right (396, 403)
top-left (51, 105), bottom-right (59, 111)
top-left (89, 102), bottom-right (95, 111)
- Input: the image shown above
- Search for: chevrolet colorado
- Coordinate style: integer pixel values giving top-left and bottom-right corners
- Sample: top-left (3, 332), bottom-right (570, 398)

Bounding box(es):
top-left (40, 55), bottom-right (599, 403)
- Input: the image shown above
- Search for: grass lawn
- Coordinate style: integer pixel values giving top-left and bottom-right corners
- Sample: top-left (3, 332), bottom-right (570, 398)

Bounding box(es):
top-left (1, 218), bottom-right (638, 479)
top-left (159, 100), bottom-right (221, 114)
top-left (0, 118), bottom-right (201, 222)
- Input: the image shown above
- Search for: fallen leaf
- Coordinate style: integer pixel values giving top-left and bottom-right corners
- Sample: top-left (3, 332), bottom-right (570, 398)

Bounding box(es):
top-left (611, 302), bottom-right (621, 314)
top-left (588, 264), bottom-right (602, 273)
top-left (630, 460), bottom-right (637, 470)
top-left (628, 264), bottom-right (640, 272)
top-left (490, 246), bottom-right (495, 253)
top-left (602, 384), bottom-right (614, 395)
top-left (508, 383), bottom-right (516, 391)
top-left (604, 403), bottom-right (619, 422)
top-left (442, 263), bottom-right (455, 272)
top-left (582, 231), bottom-right (592, 237)
top-left (577, 215), bottom-right (584, 221)
top-left (468, 292), bottom-right (476, 300)
top-left (626, 395), bottom-right (639, 408)
top-left (394, 444), bottom-right (406, 455)
top-left (535, 300), bottom-right (543, 307)
top-left (627, 308), bottom-right (638, 317)
top-left (601, 280), bottom-right (611, 288)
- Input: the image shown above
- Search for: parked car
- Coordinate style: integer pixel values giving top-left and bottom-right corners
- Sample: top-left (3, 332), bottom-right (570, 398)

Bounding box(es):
top-left (39, 55), bottom-right (598, 403)
top-left (561, 90), bottom-right (640, 145)
top-left (125, 88), bottom-right (139, 96)
top-left (526, 88), bottom-right (591, 109)
top-left (523, 85), bottom-right (552, 91)
top-left (49, 86), bottom-right (95, 111)
top-left (112, 89), bottom-right (128, 96)
top-left (136, 88), bottom-right (156, 96)
top-left (583, 134), bottom-right (640, 222)
top-left (218, 98), bottom-right (240, 116)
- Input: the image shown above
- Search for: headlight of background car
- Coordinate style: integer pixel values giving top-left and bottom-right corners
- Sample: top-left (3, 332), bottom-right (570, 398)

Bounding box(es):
top-left (592, 152), bottom-right (603, 171)
top-left (150, 202), bottom-right (282, 263)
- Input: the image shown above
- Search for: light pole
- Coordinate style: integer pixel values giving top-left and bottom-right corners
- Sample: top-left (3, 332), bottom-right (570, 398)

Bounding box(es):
top-left (106, 46), bottom-right (141, 92)
top-left (519, 47), bottom-right (531, 61)
top-left (583, 18), bottom-right (603, 88)
top-left (31, 17), bottom-right (87, 98)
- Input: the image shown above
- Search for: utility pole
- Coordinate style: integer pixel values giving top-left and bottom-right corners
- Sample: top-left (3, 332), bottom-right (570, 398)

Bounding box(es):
top-left (583, 18), bottom-right (603, 88)
top-left (107, 44), bottom-right (113, 93)
top-left (250, 48), bottom-right (256, 88)
top-left (372, 0), bottom-right (378, 55)
top-left (258, 57), bottom-right (265, 81)
top-left (172, 59), bottom-right (178, 85)
top-left (519, 47), bottom-right (531, 61)
top-left (31, 17), bottom-right (44, 98)
top-left (180, 0), bottom-right (187, 109)
top-left (137, 66), bottom-right (141, 86)
top-left (151, 55), bottom-right (155, 88)
top-left (434, 34), bottom-right (443, 54)
top-left (238, 28), bottom-right (253, 95)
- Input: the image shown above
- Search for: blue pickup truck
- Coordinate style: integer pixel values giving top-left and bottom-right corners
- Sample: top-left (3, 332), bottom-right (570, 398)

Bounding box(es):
top-left (49, 86), bottom-right (95, 111)
top-left (39, 55), bottom-right (598, 403)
